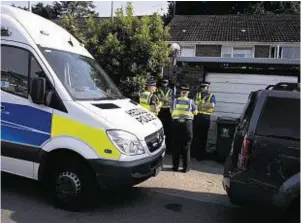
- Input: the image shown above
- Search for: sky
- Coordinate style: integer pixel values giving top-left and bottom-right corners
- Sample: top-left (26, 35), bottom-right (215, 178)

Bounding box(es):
top-left (1, 1), bottom-right (169, 16)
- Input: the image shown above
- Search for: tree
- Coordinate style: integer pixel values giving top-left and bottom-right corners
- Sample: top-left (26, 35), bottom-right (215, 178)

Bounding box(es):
top-left (81, 3), bottom-right (170, 96)
top-left (32, 2), bottom-right (58, 19)
top-left (247, 2), bottom-right (300, 14)
top-left (164, 1), bottom-right (300, 18)
top-left (54, 1), bottom-right (99, 18)
top-left (60, 14), bottom-right (86, 44)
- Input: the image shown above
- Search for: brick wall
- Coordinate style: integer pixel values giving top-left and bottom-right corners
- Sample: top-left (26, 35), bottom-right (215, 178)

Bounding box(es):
top-left (255, 45), bottom-right (270, 58)
top-left (196, 45), bottom-right (222, 57)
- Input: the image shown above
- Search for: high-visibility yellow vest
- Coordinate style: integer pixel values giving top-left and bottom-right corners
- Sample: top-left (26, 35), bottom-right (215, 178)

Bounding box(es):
top-left (171, 97), bottom-right (194, 120)
top-left (139, 91), bottom-right (159, 115)
top-left (196, 93), bottom-right (214, 115)
top-left (139, 91), bottom-right (152, 111)
top-left (158, 88), bottom-right (172, 108)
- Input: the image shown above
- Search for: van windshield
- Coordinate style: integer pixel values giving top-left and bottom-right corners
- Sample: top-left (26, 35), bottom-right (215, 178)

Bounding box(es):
top-left (40, 47), bottom-right (124, 100)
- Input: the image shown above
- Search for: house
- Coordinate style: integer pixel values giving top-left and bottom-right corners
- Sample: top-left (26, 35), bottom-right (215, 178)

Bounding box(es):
top-left (166, 14), bottom-right (300, 149)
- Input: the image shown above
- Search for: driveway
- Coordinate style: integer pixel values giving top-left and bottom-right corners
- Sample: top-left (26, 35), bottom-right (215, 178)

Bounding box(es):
top-left (1, 155), bottom-right (284, 223)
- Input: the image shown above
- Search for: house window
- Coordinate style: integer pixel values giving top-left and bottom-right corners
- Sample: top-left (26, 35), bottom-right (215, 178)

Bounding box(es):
top-left (221, 46), bottom-right (232, 58)
top-left (233, 48), bottom-right (253, 58)
top-left (221, 46), bottom-right (253, 58)
top-left (270, 46), bottom-right (282, 58)
top-left (180, 46), bottom-right (195, 57)
top-left (282, 47), bottom-right (300, 59)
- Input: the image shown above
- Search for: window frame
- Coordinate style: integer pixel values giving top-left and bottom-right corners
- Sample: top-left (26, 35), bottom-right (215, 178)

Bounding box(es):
top-left (1, 44), bottom-right (31, 99)
top-left (221, 46), bottom-right (255, 58)
top-left (180, 45), bottom-right (196, 57)
top-left (255, 96), bottom-right (300, 139)
top-left (269, 45), bottom-right (283, 59)
top-left (1, 43), bottom-right (68, 113)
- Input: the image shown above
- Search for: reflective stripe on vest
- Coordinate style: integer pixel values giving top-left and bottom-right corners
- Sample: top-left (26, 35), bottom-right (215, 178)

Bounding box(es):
top-left (139, 91), bottom-right (152, 111)
top-left (198, 93), bottom-right (214, 115)
top-left (158, 88), bottom-right (172, 108)
top-left (171, 97), bottom-right (194, 120)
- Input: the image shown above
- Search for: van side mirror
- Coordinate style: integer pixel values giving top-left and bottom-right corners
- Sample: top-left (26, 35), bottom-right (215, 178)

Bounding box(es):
top-left (30, 78), bottom-right (46, 104)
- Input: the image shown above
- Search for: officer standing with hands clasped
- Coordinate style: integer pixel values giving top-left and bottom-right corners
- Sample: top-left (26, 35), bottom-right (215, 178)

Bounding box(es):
top-left (139, 80), bottom-right (162, 115)
top-left (157, 79), bottom-right (173, 153)
top-left (191, 81), bottom-right (215, 161)
top-left (170, 84), bottom-right (197, 173)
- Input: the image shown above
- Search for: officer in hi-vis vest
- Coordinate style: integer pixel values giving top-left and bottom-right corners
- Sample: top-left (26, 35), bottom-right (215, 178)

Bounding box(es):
top-left (139, 80), bottom-right (161, 115)
top-left (191, 81), bottom-right (216, 161)
top-left (170, 84), bottom-right (197, 173)
top-left (157, 79), bottom-right (173, 153)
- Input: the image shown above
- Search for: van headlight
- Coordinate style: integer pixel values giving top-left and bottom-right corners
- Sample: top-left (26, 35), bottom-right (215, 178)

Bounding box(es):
top-left (106, 130), bottom-right (145, 156)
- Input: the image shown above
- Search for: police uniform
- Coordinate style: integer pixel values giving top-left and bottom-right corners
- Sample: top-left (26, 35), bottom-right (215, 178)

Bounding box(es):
top-left (157, 79), bottom-right (173, 154)
top-left (139, 80), bottom-right (160, 115)
top-left (191, 82), bottom-right (216, 161)
top-left (170, 84), bottom-right (197, 172)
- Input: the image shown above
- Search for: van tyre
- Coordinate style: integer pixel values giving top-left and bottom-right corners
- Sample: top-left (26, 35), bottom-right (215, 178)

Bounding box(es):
top-left (48, 158), bottom-right (97, 211)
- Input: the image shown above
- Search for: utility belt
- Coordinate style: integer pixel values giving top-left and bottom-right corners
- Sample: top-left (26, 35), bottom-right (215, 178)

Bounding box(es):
top-left (197, 111), bottom-right (212, 116)
top-left (173, 117), bottom-right (193, 123)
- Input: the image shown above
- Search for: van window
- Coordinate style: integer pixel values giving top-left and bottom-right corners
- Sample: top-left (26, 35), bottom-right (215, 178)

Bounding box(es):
top-left (1, 46), bottom-right (29, 97)
top-left (256, 97), bottom-right (300, 139)
top-left (40, 47), bottom-right (124, 100)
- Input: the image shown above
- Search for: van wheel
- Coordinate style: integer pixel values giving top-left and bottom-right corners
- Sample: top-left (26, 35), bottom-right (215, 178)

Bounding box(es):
top-left (48, 158), bottom-right (97, 211)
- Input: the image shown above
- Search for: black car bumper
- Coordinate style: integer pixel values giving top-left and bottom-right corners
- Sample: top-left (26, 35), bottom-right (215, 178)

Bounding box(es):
top-left (88, 149), bottom-right (165, 189)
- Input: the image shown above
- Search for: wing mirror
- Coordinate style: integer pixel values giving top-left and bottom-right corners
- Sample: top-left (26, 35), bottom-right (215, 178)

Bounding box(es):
top-left (30, 78), bottom-right (46, 104)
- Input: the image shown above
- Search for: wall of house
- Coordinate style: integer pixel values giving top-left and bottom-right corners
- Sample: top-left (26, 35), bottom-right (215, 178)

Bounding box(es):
top-left (196, 45), bottom-right (221, 57)
top-left (205, 73), bottom-right (299, 151)
top-left (254, 45), bottom-right (270, 58)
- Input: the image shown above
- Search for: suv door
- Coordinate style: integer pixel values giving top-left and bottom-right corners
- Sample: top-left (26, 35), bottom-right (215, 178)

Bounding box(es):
top-left (1, 43), bottom-right (54, 179)
top-left (250, 95), bottom-right (300, 189)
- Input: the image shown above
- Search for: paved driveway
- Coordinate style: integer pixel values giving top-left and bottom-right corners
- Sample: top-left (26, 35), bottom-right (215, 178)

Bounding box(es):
top-left (1, 155), bottom-right (285, 223)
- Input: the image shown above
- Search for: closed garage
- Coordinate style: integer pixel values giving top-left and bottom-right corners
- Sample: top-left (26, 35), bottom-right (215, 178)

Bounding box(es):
top-left (205, 73), bottom-right (298, 149)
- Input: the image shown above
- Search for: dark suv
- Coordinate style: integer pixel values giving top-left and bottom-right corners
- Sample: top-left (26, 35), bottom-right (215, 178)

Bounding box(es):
top-left (223, 82), bottom-right (300, 213)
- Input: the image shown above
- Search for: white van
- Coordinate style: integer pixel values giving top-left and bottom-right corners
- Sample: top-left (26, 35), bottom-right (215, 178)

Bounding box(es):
top-left (1, 5), bottom-right (165, 210)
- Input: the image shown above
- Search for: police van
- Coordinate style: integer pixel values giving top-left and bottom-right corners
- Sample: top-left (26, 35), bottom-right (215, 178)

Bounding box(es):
top-left (1, 5), bottom-right (165, 210)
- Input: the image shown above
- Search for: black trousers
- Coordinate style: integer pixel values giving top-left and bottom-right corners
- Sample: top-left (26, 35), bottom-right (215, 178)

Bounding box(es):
top-left (191, 114), bottom-right (211, 160)
top-left (158, 108), bottom-right (172, 154)
top-left (172, 119), bottom-right (193, 170)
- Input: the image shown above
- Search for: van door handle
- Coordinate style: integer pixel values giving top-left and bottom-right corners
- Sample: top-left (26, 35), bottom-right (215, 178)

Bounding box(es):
top-left (1, 105), bottom-right (4, 111)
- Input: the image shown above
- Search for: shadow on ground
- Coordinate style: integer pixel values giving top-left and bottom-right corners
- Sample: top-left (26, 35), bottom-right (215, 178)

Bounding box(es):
top-left (1, 173), bottom-right (293, 223)
top-left (163, 154), bottom-right (224, 175)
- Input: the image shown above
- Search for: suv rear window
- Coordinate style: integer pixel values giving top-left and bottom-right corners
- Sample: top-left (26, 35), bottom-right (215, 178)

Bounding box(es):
top-left (256, 97), bottom-right (300, 140)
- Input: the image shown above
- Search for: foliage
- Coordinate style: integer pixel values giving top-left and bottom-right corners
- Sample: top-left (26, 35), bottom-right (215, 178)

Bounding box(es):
top-left (60, 14), bottom-right (86, 44)
top-left (54, 1), bottom-right (98, 18)
top-left (82, 3), bottom-right (170, 94)
top-left (165, 1), bottom-right (300, 18)
top-left (11, 1), bottom-right (98, 19)
top-left (247, 2), bottom-right (300, 14)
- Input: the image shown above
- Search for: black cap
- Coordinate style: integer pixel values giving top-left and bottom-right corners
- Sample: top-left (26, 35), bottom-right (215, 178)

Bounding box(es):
top-left (200, 81), bottom-right (210, 87)
top-left (180, 84), bottom-right (190, 91)
top-left (146, 80), bottom-right (156, 87)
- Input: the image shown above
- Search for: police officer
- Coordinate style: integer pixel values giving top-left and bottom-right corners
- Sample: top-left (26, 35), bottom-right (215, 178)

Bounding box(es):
top-left (191, 81), bottom-right (216, 161)
top-left (139, 80), bottom-right (161, 115)
top-left (157, 79), bottom-right (173, 154)
top-left (170, 84), bottom-right (197, 173)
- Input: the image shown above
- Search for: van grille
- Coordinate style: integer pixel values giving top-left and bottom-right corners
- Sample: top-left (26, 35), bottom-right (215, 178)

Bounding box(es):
top-left (145, 128), bottom-right (164, 153)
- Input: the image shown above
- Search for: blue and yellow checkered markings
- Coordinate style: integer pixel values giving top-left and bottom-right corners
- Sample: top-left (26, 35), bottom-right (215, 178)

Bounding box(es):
top-left (1, 102), bottom-right (51, 146)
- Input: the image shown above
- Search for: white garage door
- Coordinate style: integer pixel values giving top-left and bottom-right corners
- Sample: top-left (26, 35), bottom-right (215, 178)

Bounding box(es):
top-left (205, 73), bottom-right (298, 149)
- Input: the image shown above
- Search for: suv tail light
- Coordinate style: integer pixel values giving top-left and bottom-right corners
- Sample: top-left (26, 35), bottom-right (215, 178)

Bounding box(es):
top-left (237, 137), bottom-right (253, 171)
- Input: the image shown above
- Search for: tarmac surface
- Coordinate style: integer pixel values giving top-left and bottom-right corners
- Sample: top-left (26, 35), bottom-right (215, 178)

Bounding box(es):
top-left (1, 155), bottom-right (293, 223)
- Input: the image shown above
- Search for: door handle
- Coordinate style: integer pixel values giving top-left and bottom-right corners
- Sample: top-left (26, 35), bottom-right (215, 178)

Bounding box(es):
top-left (1, 105), bottom-right (4, 111)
